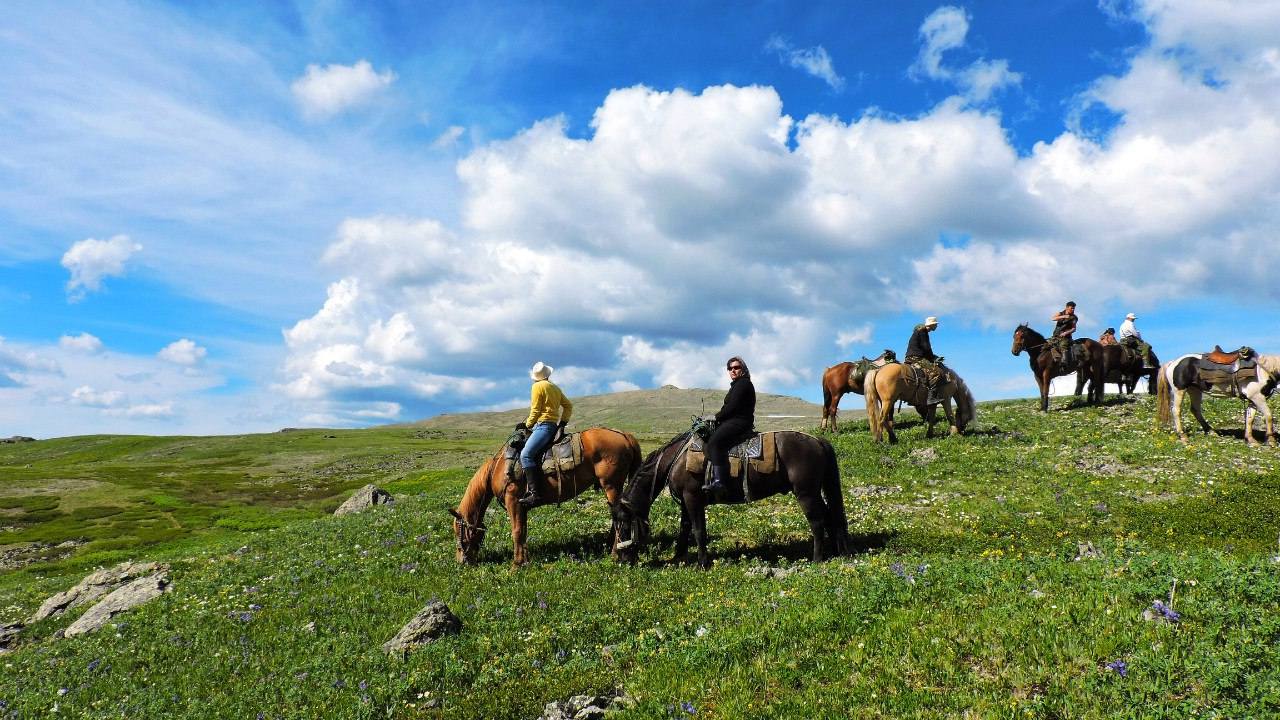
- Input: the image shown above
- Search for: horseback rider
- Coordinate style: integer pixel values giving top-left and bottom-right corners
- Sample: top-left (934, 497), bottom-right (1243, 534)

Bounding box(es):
top-left (702, 356), bottom-right (756, 494)
top-left (515, 361), bottom-right (573, 507)
top-left (1049, 301), bottom-right (1078, 369)
top-left (1099, 327), bottom-right (1118, 346)
top-left (904, 316), bottom-right (947, 403)
top-left (1118, 312), bottom-right (1153, 367)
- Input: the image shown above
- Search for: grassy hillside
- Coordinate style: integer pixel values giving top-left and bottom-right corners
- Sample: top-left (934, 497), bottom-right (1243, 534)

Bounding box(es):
top-left (2, 392), bottom-right (1279, 718)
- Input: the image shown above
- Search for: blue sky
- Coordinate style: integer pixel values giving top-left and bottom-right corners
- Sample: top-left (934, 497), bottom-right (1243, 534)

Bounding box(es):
top-left (3, 0), bottom-right (1279, 436)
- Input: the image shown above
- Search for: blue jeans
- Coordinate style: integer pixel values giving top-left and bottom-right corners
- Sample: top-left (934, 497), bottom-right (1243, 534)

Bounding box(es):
top-left (519, 422), bottom-right (557, 469)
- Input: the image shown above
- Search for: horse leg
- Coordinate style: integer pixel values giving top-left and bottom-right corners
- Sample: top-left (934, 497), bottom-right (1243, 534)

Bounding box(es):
top-left (672, 502), bottom-right (693, 564)
top-left (506, 494), bottom-right (529, 567)
top-left (1038, 368), bottom-right (1050, 412)
top-left (687, 493), bottom-right (712, 569)
top-left (1188, 389), bottom-right (1214, 437)
top-left (795, 491), bottom-right (828, 563)
top-left (1244, 402), bottom-right (1259, 447)
top-left (1171, 387), bottom-right (1188, 443)
top-left (886, 404), bottom-right (898, 444)
top-left (942, 396), bottom-right (958, 435)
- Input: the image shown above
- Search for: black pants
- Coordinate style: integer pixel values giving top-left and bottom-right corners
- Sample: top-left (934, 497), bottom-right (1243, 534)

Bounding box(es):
top-left (706, 418), bottom-right (752, 468)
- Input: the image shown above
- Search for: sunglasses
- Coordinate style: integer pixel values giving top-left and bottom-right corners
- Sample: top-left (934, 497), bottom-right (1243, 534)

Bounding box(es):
top-left (727, 365), bottom-right (744, 371)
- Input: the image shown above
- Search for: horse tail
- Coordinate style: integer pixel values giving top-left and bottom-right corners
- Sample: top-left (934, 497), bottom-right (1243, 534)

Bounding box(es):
top-left (865, 369), bottom-right (882, 441)
top-left (819, 438), bottom-right (849, 553)
top-left (1156, 367), bottom-right (1171, 426)
top-left (821, 379), bottom-right (833, 424)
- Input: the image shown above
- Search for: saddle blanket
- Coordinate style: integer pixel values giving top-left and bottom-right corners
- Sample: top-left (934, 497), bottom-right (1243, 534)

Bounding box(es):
top-left (686, 432), bottom-right (777, 477)
top-left (505, 432), bottom-right (584, 478)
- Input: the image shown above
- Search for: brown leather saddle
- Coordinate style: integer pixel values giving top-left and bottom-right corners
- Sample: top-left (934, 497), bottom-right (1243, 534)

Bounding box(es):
top-left (1204, 345), bottom-right (1252, 365)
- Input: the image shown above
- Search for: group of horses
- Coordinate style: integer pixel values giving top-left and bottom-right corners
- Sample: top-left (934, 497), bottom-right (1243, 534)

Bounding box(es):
top-left (452, 355), bottom-right (978, 570)
top-left (450, 325), bottom-right (1279, 570)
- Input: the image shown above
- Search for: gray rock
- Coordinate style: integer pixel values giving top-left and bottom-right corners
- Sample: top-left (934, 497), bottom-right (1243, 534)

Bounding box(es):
top-left (383, 601), bottom-right (461, 656)
top-left (536, 692), bottom-right (633, 720)
top-left (909, 447), bottom-right (939, 465)
top-left (0, 622), bottom-right (22, 652)
top-left (334, 484), bottom-right (395, 516)
top-left (1074, 541), bottom-right (1100, 561)
top-left (30, 561), bottom-right (163, 624)
top-left (64, 570), bottom-right (171, 637)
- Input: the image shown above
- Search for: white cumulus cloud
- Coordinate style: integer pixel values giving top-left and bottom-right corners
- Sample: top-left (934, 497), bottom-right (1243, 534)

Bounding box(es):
top-left (59, 333), bottom-right (104, 353)
top-left (291, 60), bottom-right (396, 119)
top-left (910, 6), bottom-right (1022, 103)
top-left (157, 338), bottom-right (208, 366)
top-left (61, 235), bottom-right (143, 302)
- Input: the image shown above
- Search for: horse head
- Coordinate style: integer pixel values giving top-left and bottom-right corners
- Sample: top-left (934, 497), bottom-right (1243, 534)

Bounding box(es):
top-left (613, 445), bottom-right (664, 563)
top-left (1011, 323), bottom-right (1029, 356)
top-left (448, 507), bottom-right (486, 565)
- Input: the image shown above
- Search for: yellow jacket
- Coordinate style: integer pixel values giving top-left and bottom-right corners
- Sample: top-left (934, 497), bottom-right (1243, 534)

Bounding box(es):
top-left (525, 380), bottom-right (573, 427)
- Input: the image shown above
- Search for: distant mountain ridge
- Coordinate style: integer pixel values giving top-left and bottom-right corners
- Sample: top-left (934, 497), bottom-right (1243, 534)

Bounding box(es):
top-left (408, 385), bottom-right (843, 435)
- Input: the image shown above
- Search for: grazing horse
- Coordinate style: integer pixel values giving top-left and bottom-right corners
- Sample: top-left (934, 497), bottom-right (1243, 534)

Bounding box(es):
top-left (613, 430), bottom-right (847, 568)
top-left (1011, 324), bottom-right (1105, 411)
top-left (1156, 353), bottom-right (1280, 447)
top-left (863, 363), bottom-right (976, 443)
top-left (820, 349), bottom-right (897, 432)
top-left (1078, 345), bottom-right (1161, 396)
top-left (449, 427), bottom-right (642, 566)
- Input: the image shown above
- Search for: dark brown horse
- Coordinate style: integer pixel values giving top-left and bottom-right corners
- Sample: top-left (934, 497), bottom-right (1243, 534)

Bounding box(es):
top-left (1011, 324), bottom-right (1105, 411)
top-left (1078, 344), bottom-right (1160, 396)
top-left (613, 430), bottom-right (847, 568)
top-left (819, 349), bottom-right (897, 432)
top-left (449, 427), bottom-right (642, 566)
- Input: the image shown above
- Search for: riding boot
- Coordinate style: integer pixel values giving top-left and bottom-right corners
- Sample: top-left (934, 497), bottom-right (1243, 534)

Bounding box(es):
top-left (518, 465), bottom-right (544, 507)
top-left (701, 463), bottom-right (727, 493)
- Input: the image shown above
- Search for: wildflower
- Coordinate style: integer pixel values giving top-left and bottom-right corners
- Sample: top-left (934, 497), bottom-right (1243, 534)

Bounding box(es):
top-left (537, 593), bottom-right (547, 610)
top-left (332, 679), bottom-right (346, 689)
top-left (248, 604), bottom-right (262, 611)
top-left (400, 562), bottom-right (418, 573)
top-left (681, 700), bottom-right (696, 714)
top-left (87, 659), bottom-right (100, 672)
top-left (1106, 659), bottom-right (1128, 677)
top-left (890, 562), bottom-right (906, 578)
top-left (1150, 600), bottom-right (1180, 622)
top-left (358, 680), bottom-right (368, 691)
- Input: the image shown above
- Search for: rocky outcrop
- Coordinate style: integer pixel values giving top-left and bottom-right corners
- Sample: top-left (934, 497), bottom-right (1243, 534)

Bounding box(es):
top-left (29, 561), bottom-right (163, 624)
top-left (334, 484), bottom-right (394, 516)
top-left (64, 570), bottom-right (171, 637)
top-left (383, 601), bottom-right (460, 656)
top-left (537, 692), bottom-right (636, 720)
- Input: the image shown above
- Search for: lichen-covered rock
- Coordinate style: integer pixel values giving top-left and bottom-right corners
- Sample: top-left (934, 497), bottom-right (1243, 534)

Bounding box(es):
top-left (64, 570), bottom-right (171, 637)
top-left (0, 622), bottom-right (22, 653)
top-left (383, 601), bottom-right (461, 656)
top-left (334, 484), bottom-right (395, 516)
top-left (29, 561), bottom-right (164, 624)
top-left (537, 692), bottom-right (635, 720)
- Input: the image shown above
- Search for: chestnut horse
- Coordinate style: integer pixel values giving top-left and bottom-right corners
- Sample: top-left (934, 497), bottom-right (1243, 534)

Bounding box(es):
top-left (613, 430), bottom-right (847, 568)
top-left (819, 349), bottom-right (897, 432)
top-left (1011, 324), bottom-right (1105, 411)
top-left (863, 363), bottom-right (976, 443)
top-left (449, 427), bottom-right (642, 566)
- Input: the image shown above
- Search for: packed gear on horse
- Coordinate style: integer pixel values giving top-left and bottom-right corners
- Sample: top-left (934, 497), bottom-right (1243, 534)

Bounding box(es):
top-left (516, 362), bottom-right (574, 507)
top-left (702, 357), bottom-right (756, 495)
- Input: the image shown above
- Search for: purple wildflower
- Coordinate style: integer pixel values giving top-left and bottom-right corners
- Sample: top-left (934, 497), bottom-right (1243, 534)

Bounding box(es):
top-left (87, 659), bottom-right (101, 672)
top-left (537, 593), bottom-right (548, 610)
top-left (400, 562), bottom-right (418, 572)
top-left (1151, 600), bottom-right (1181, 622)
top-left (228, 611), bottom-right (253, 623)
top-left (681, 700), bottom-right (696, 715)
top-left (890, 562), bottom-right (907, 578)
top-left (358, 680), bottom-right (368, 691)
top-left (248, 604), bottom-right (262, 611)
top-left (1106, 659), bottom-right (1128, 677)
top-left (332, 679), bottom-right (346, 689)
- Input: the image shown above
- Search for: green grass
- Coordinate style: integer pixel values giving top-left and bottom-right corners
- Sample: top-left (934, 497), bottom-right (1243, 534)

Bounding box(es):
top-left (2, 393), bottom-right (1279, 718)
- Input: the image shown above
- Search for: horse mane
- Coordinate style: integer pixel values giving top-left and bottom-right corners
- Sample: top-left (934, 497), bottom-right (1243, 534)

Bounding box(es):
top-left (1257, 354), bottom-right (1280, 377)
top-left (457, 455), bottom-right (498, 517)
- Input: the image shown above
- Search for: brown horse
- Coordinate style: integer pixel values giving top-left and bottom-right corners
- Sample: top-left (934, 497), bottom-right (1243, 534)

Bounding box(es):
top-left (864, 363), bottom-right (976, 443)
top-left (1078, 344), bottom-right (1160, 396)
top-left (1011, 324), bottom-right (1105, 411)
top-left (613, 430), bottom-right (847, 568)
top-left (449, 427), bottom-right (642, 566)
top-left (819, 349), bottom-right (897, 432)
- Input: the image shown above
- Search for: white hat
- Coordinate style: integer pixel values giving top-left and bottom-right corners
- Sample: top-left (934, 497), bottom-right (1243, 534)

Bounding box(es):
top-left (924, 316), bottom-right (938, 327)
top-left (529, 362), bottom-right (553, 381)
top-left (1125, 312), bottom-right (1136, 320)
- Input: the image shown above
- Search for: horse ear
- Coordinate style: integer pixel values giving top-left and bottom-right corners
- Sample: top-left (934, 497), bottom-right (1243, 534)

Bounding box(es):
top-left (447, 507), bottom-right (463, 521)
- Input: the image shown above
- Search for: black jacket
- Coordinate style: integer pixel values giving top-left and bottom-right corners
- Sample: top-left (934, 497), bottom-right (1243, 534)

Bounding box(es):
top-left (714, 376), bottom-right (756, 425)
top-left (905, 325), bottom-right (936, 361)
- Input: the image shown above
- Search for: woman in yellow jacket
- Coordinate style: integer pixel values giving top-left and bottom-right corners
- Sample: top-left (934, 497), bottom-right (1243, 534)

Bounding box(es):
top-left (516, 361), bottom-right (573, 507)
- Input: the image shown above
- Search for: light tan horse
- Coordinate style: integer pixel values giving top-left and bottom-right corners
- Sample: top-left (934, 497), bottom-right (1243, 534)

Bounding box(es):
top-left (449, 427), bottom-right (642, 566)
top-left (819, 349), bottom-right (897, 432)
top-left (864, 363), bottom-right (976, 443)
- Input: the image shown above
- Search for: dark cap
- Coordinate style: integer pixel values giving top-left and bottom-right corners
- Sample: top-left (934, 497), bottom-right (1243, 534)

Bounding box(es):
top-left (1065, 301), bottom-right (1076, 307)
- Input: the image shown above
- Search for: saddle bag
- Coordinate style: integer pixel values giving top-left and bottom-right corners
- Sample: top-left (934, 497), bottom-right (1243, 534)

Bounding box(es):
top-left (685, 432), bottom-right (777, 477)
top-left (1194, 356), bottom-right (1258, 398)
top-left (507, 432), bottom-right (585, 479)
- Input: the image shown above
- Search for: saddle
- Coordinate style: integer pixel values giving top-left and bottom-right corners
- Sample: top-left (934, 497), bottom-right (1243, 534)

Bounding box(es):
top-left (1204, 345), bottom-right (1253, 365)
top-left (505, 432), bottom-right (584, 481)
top-left (1192, 352), bottom-right (1258, 398)
top-left (686, 432), bottom-right (777, 478)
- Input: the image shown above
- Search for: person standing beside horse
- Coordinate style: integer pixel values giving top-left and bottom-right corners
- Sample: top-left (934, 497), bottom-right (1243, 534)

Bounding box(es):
top-left (904, 316), bottom-right (947, 402)
top-left (516, 361), bottom-right (573, 507)
top-left (1049, 301), bottom-right (1078, 370)
top-left (702, 356), bottom-right (756, 494)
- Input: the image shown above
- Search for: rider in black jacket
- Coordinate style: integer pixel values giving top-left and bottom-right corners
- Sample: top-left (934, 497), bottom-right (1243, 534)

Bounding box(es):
top-left (702, 356), bottom-right (756, 493)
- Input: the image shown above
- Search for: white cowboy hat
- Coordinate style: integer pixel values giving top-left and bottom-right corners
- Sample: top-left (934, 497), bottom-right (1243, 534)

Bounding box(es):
top-left (923, 316), bottom-right (939, 327)
top-left (1125, 312), bottom-right (1136, 320)
top-left (529, 361), bottom-right (553, 381)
